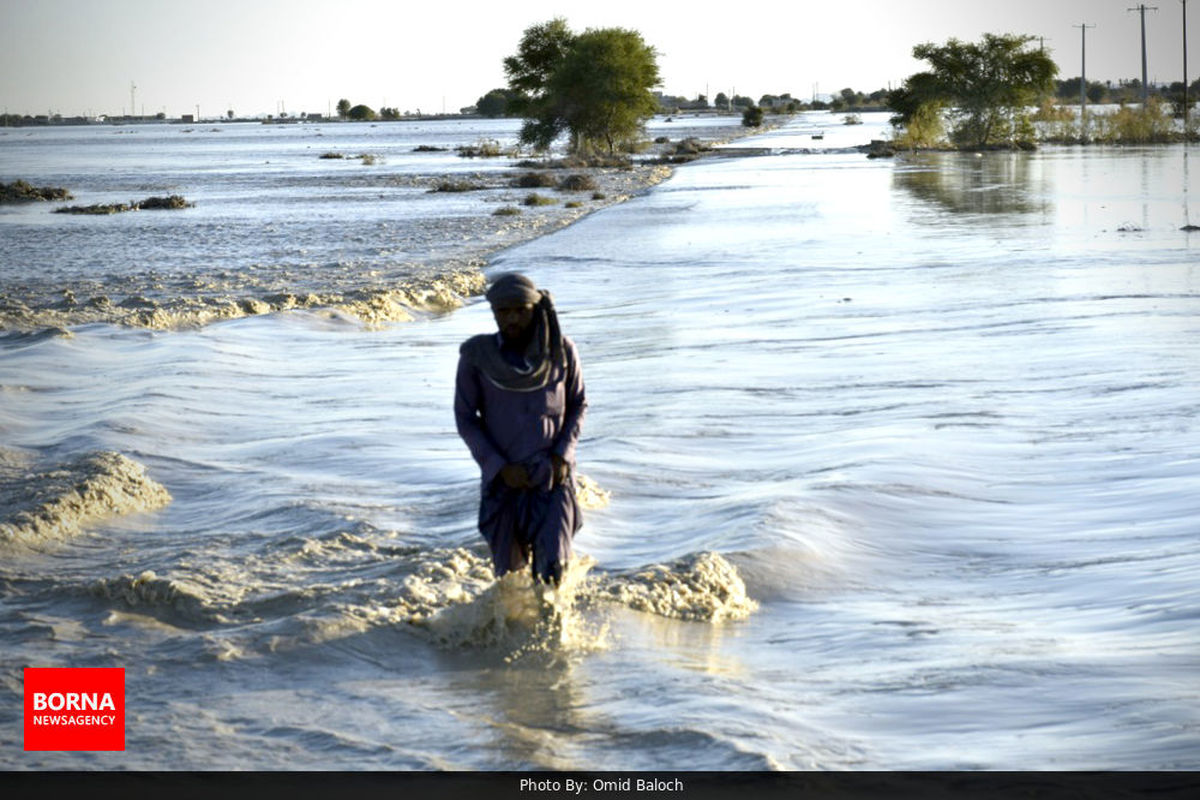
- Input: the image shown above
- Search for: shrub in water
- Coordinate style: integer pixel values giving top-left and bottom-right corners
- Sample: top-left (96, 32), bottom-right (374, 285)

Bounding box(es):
top-left (137, 195), bottom-right (193, 210)
top-left (55, 195), bottom-right (193, 215)
top-left (742, 105), bottom-right (764, 127)
top-left (523, 193), bottom-right (557, 206)
top-left (559, 174), bottom-right (597, 191)
top-left (513, 172), bottom-right (557, 188)
top-left (1090, 98), bottom-right (1176, 144)
top-left (457, 138), bottom-right (508, 158)
top-left (432, 180), bottom-right (485, 193)
top-left (1, 180), bottom-right (73, 203)
top-left (55, 202), bottom-right (134, 215)
top-left (892, 102), bottom-right (947, 149)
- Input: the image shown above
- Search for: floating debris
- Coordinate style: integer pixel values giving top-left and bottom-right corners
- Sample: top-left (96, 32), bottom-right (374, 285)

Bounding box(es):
top-left (54, 195), bottom-right (194, 215)
top-left (1, 179), bottom-right (72, 204)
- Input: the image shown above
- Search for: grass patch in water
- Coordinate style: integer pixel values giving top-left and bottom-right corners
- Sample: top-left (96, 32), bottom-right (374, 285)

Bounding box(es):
top-left (432, 180), bottom-right (486, 193)
top-left (54, 195), bottom-right (194, 215)
top-left (512, 172), bottom-right (558, 188)
top-left (1, 179), bottom-right (73, 204)
top-left (558, 174), bottom-right (597, 191)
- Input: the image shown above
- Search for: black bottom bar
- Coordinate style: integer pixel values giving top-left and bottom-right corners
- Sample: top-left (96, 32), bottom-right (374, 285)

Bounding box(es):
top-left (2, 770), bottom-right (1198, 800)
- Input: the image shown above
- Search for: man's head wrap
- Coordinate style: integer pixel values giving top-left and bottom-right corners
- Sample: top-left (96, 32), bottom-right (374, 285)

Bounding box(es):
top-left (462, 272), bottom-right (566, 392)
top-left (485, 272), bottom-right (541, 308)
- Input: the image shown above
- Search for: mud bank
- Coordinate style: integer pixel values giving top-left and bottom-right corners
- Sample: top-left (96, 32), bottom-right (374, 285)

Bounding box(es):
top-left (0, 117), bottom-right (780, 333)
top-left (0, 163), bottom-right (672, 332)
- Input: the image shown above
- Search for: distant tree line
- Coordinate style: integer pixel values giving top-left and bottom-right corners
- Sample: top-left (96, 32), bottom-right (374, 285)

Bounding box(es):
top-left (1054, 77), bottom-right (1200, 110)
top-left (466, 83), bottom-right (897, 121)
top-left (334, 99), bottom-right (403, 121)
top-left (473, 88), bottom-right (523, 118)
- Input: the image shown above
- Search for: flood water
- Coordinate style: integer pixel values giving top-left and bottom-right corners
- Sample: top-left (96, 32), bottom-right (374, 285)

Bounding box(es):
top-left (2, 114), bottom-right (1198, 770)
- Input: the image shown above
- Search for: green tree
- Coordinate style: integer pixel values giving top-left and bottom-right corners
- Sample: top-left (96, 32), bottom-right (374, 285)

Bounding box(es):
top-left (504, 18), bottom-right (576, 100)
top-left (348, 104), bottom-right (377, 121)
top-left (551, 27), bottom-right (660, 152)
top-left (742, 105), bottom-right (764, 127)
top-left (475, 89), bottom-right (513, 118)
top-left (504, 19), bottom-right (660, 153)
top-left (503, 17), bottom-right (576, 146)
top-left (336, 98), bottom-right (352, 119)
top-left (714, 92), bottom-right (730, 110)
top-left (891, 33), bottom-right (1057, 148)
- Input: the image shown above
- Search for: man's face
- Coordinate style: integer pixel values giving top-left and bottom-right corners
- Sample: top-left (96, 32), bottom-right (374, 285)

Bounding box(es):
top-left (493, 302), bottom-right (535, 343)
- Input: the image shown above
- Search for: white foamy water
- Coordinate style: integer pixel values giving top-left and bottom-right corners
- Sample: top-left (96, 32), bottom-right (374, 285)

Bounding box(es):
top-left (2, 113), bottom-right (1198, 770)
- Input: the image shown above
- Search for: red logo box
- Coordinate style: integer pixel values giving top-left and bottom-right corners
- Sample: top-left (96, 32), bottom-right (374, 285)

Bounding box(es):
top-left (24, 667), bottom-right (125, 751)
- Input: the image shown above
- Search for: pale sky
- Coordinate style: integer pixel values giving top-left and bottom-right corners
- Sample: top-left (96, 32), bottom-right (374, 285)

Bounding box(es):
top-left (0, 0), bottom-right (1193, 118)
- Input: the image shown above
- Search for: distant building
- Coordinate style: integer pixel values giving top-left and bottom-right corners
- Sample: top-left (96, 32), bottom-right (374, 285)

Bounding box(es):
top-left (181, 114), bottom-right (194, 123)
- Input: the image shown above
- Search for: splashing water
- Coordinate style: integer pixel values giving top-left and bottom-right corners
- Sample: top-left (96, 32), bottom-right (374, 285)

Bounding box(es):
top-left (1, 450), bottom-right (171, 550)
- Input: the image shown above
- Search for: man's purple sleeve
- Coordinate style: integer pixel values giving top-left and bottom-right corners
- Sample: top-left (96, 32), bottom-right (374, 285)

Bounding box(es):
top-left (454, 355), bottom-right (508, 485)
top-left (553, 339), bottom-right (587, 467)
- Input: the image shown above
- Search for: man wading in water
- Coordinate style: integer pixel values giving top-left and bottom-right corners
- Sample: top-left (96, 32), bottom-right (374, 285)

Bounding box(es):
top-left (454, 272), bottom-right (586, 587)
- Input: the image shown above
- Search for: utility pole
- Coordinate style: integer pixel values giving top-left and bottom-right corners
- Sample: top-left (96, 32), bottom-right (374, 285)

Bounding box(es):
top-left (1184, 0), bottom-right (1191, 129)
top-left (130, 81), bottom-right (137, 120)
top-left (1075, 23), bottom-right (1096, 141)
top-left (1129, 4), bottom-right (1159, 104)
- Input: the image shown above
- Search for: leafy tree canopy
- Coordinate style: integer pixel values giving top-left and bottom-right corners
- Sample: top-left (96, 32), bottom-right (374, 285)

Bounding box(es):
top-left (504, 18), bottom-right (660, 153)
top-left (475, 88), bottom-right (520, 118)
top-left (889, 33), bottom-right (1058, 148)
top-left (504, 18), bottom-right (576, 101)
